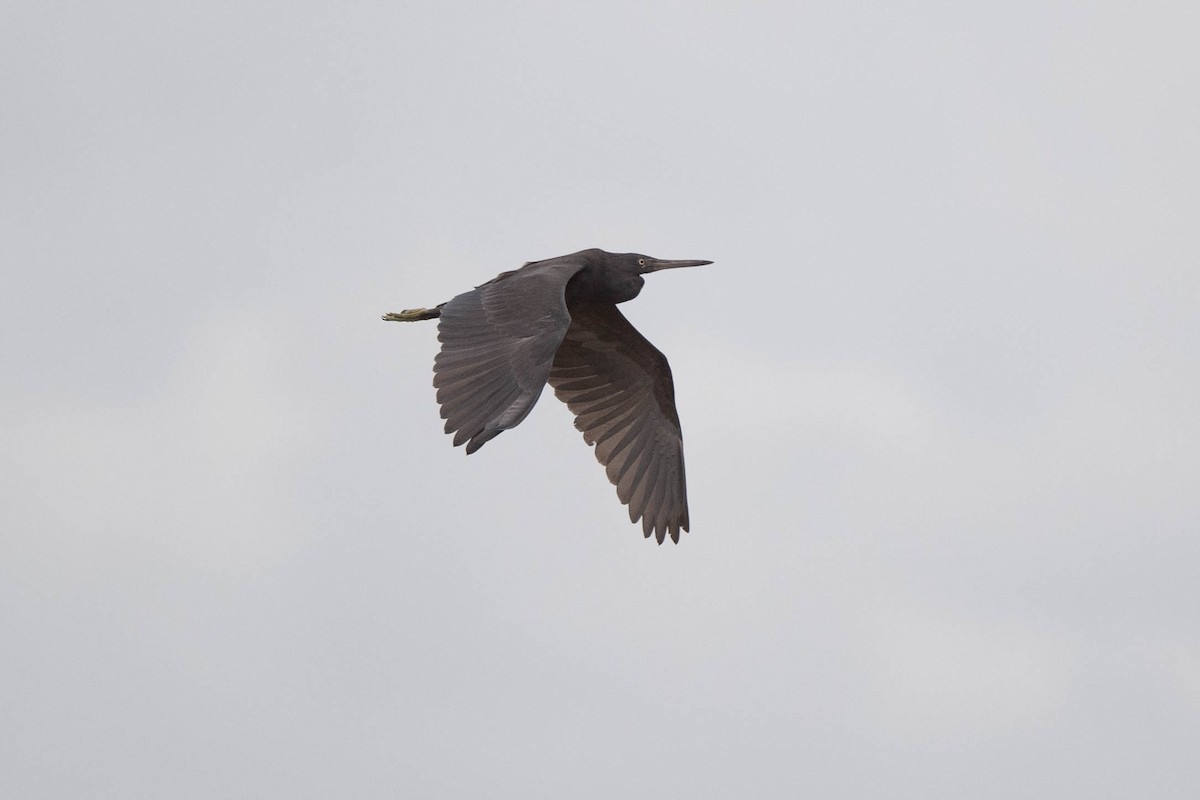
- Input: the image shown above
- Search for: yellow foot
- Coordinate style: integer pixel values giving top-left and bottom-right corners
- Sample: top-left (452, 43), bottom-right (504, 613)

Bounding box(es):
top-left (382, 307), bottom-right (440, 322)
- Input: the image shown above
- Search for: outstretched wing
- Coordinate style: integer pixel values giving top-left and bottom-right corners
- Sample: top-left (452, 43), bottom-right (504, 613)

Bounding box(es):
top-left (434, 260), bottom-right (585, 454)
top-left (548, 304), bottom-right (689, 543)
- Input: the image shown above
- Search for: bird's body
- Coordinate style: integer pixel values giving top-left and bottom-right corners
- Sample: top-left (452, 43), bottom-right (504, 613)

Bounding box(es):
top-left (384, 248), bottom-right (710, 543)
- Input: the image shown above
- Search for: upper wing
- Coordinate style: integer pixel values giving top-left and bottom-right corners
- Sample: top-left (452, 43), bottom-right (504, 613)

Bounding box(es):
top-left (548, 304), bottom-right (689, 543)
top-left (434, 260), bottom-right (585, 454)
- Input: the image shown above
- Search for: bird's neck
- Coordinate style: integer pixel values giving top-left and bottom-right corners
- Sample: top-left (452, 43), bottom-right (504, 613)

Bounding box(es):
top-left (566, 265), bottom-right (644, 306)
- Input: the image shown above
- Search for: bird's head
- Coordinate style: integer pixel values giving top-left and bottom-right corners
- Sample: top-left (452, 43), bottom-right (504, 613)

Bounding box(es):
top-left (568, 249), bottom-right (712, 305)
top-left (632, 253), bottom-right (714, 275)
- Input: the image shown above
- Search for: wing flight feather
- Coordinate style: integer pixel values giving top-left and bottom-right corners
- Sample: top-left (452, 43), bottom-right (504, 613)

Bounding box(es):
top-left (548, 304), bottom-right (689, 543)
top-left (433, 260), bottom-right (585, 454)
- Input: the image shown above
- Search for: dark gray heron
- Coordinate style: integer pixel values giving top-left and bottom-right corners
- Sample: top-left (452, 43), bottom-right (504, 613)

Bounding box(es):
top-left (383, 248), bottom-right (711, 544)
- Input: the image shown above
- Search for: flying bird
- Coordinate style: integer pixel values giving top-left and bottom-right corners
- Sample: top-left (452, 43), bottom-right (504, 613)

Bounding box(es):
top-left (383, 248), bottom-right (711, 543)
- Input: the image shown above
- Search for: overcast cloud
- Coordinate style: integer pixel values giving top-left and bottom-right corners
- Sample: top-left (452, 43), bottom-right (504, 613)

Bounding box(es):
top-left (3, 1), bottom-right (1198, 797)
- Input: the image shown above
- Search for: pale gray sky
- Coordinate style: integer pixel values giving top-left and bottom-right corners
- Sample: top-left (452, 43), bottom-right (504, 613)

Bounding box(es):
top-left (3, 1), bottom-right (1199, 797)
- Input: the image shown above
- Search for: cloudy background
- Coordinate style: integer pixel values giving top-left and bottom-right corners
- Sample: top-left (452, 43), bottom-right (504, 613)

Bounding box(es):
top-left (3, 1), bottom-right (1198, 796)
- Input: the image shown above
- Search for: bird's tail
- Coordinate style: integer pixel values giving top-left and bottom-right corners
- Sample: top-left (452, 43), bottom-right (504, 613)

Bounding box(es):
top-left (382, 304), bottom-right (444, 322)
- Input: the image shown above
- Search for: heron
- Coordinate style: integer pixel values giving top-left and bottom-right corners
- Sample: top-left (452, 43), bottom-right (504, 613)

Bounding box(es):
top-left (383, 248), bottom-right (711, 544)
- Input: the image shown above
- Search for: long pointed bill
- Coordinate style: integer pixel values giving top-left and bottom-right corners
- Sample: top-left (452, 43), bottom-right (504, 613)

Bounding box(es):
top-left (641, 258), bottom-right (713, 274)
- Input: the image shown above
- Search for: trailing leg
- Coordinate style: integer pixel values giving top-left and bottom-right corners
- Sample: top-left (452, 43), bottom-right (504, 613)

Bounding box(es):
top-left (382, 304), bottom-right (444, 322)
